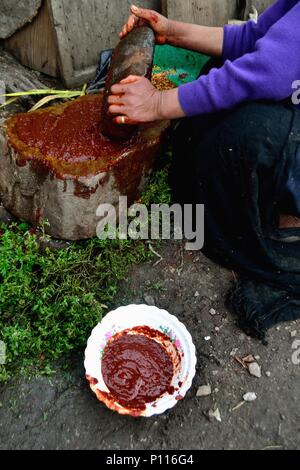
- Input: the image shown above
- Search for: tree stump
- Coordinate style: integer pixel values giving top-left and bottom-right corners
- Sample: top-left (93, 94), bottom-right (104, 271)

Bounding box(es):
top-left (0, 93), bottom-right (169, 240)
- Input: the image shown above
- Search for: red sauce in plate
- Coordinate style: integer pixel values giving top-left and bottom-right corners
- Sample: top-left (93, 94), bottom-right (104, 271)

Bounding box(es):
top-left (101, 330), bottom-right (175, 410)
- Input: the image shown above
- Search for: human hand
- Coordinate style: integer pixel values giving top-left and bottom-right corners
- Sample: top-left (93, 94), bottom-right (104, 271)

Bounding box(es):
top-left (120, 5), bottom-right (170, 45)
top-left (108, 75), bottom-right (162, 125)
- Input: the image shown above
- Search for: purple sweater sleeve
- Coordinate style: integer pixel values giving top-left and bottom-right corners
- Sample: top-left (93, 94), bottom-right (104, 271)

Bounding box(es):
top-left (178, 0), bottom-right (300, 116)
top-left (223, 0), bottom-right (299, 61)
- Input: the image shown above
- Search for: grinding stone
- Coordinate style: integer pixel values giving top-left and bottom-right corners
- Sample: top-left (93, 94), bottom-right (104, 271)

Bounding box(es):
top-left (101, 26), bottom-right (155, 140)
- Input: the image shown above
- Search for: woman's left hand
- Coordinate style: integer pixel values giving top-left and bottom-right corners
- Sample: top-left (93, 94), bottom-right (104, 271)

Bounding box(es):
top-left (108, 75), bottom-right (162, 125)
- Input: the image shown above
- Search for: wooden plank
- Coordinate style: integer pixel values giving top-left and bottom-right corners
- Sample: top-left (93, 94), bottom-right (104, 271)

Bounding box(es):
top-left (0, 0), bottom-right (42, 39)
top-left (164, 0), bottom-right (237, 26)
top-left (4, 0), bottom-right (59, 77)
top-left (47, 0), bottom-right (161, 88)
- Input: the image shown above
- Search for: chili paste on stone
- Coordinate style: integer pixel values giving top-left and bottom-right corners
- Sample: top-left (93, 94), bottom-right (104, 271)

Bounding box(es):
top-left (6, 95), bottom-right (136, 179)
top-left (101, 327), bottom-right (175, 411)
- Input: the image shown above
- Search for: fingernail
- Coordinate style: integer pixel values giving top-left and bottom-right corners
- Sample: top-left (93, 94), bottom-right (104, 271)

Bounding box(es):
top-left (132, 5), bottom-right (138, 11)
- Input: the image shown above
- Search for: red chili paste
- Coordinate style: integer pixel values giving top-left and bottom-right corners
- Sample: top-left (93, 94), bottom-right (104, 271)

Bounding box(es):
top-left (101, 329), bottom-right (175, 410)
top-left (5, 95), bottom-right (137, 179)
top-left (5, 94), bottom-right (167, 200)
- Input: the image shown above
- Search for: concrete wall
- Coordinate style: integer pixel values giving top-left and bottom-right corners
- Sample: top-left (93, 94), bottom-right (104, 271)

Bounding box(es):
top-left (163, 0), bottom-right (275, 26)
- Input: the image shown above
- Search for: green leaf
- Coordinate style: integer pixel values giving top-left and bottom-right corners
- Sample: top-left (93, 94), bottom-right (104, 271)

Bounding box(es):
top-left (0, 97), bottom-right (19, 109)
top-left (29, 94), bottom-right (78, 112)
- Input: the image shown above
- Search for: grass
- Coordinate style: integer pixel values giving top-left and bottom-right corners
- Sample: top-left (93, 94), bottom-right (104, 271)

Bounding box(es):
top-left (149, 282), bottom-right (167, 293)
top-left (0, 167), bottom-right (171, 383)
top-left (0, 85), bottom-right (87, 111)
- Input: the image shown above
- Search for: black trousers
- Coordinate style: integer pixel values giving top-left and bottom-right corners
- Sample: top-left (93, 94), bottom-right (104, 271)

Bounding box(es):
top-left (170, 101), bottom-right (300, 339)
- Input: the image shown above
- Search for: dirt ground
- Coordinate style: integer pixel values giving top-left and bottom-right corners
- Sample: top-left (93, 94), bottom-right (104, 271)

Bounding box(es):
top-left (0, 241), bottom-right (299, 450)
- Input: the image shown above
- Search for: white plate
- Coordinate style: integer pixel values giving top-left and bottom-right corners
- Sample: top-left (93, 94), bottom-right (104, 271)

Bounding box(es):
top-left (84, 304), bottom-right (197, 417)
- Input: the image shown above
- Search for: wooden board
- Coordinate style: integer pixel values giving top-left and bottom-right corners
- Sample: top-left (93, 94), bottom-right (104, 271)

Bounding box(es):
top-left (0, 0), bottom-right (42, 39)
top-left (4, 0), bottom-right (59, 78)
top-left (48, 0), bottom-right (161, 87)
top-left (163, 0), bottom-right (237, 26)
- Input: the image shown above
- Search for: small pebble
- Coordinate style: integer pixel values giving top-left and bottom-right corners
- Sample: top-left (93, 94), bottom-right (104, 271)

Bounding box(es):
top-left (209, 308), bottom-right (217, 316)
top-left (230, 348), bottom-right (239, 357)
top-left (196, 385), bottom-right (212, 397)
top-left (248, 362), bottom-right (262, 378)
top-left (204, 336), bottom-right (211, 341)
top-left (243, 392), bottom-right (257, 402)
top-left (194, 291), bottom-right (200, 298)
top-left (291, 330), bottom-right (297, 338)
top-left (208, 408), bottom-right (222, 423)
top-left (266, 371), bottom-right (271, 378)
top-left (144, 295), bottom-right (155, 306)
top-left (215, 327), bottom-right (220, 333)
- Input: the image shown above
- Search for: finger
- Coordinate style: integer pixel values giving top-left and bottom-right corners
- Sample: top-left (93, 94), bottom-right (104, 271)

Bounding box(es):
top-left (110, 83), bottom-right (126, 95)
top-left (114, 115), bottom-right (139, 126)
top-left (120, 75), bottom-right (141, 85)
top-left (109, 104), bottom-right (126, 115)
top-left (128, 15), bottom-right (138, 31)
top-left (107, 95), bottom-right (124, 105)
top-left (120, 15), bottom-right (138, 37)
top-left (131, 5), bottom-right (158, 24)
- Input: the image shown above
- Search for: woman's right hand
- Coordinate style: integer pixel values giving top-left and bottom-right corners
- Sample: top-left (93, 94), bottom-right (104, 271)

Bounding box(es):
top-left (120, 5), bottom-right (170, 45)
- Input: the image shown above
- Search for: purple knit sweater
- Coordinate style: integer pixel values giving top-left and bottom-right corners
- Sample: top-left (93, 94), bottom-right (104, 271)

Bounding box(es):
top-left (178, 0), bottom-right (300, 116)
